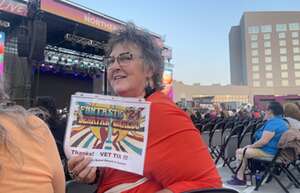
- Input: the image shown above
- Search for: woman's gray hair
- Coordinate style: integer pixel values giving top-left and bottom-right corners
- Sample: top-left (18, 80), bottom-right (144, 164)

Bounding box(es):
top-left (106, 22), bottom-right (165, 90)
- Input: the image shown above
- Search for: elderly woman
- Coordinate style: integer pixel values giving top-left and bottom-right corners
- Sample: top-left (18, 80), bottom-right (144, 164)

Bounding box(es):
top-left (284, 103), bottom-right (300, 130)
top-left (67, 23), bottom-right (222, 193)
top-left (227, 101), bottom-right (288, 186)
top-left (0, 78), bottom-right (65, 193)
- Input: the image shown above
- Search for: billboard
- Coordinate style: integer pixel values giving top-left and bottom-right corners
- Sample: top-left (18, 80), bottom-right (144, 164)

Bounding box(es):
top-left (0, 0), bottom-right (28, 16)
top-left (162, 68), bottom-right (174, 100)
top-left (40, 0), bottom-right (122, 33)
top-left (0, 32), bottom-right (5, 76)
top-left (40, 0), bottom-right (163, 46)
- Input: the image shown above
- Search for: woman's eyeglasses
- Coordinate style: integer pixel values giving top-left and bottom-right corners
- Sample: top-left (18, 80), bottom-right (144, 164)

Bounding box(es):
top-left (105, 52), bottom-right (141, 68)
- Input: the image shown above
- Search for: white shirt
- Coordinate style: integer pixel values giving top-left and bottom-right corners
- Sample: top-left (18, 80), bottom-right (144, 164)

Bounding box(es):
top-left (285, 117), bottom-right (300, 130)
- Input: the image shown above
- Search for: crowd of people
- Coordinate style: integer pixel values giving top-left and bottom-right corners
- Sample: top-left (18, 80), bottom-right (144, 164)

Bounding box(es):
top-left (1, 22), bottom-right (300, 193)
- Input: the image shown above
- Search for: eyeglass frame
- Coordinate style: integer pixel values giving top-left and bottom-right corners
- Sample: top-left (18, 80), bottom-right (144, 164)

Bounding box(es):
top-left (104, 51), bottom-right (144, 69)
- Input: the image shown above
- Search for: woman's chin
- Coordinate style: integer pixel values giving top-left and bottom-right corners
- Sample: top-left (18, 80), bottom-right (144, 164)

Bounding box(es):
top-left (113, 88), bottom-right (129, 97)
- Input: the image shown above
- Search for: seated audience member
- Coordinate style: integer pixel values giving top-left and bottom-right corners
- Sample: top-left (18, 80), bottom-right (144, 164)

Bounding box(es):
top-left (227, 101), bottom-right (288, 186)
top-left (0, 78), bottom-right (65, 193)
top-left (284, 103), bottom-right (300, 130)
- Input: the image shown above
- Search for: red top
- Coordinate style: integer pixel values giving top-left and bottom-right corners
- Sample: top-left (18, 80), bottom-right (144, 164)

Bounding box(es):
top-left (98, 92), bottom-right (222, 193)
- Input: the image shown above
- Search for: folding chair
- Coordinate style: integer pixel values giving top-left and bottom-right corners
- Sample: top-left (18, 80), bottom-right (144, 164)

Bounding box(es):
top-left (209, 121), bottom-right (225, 158)
top-left (202, 122), bottom-right (214, 132)
top-left (238, 124), bottom-right (255, 148)
top-left (252, 148), bottom-right (300, 193)
top-left (182, 188), bottom-right (239, 193)
top-left (214, 126), bottom-right (242, 172)
top-left (195, 123), bottom-right (203, 132)
top-left (221, 121), bottom-right (234, 145)
top-left (66, 180), bottom-right (98, 193)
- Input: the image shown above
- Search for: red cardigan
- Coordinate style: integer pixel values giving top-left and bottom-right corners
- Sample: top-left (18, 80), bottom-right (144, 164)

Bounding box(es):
top-left (98, 92), bottom-right (222, 193)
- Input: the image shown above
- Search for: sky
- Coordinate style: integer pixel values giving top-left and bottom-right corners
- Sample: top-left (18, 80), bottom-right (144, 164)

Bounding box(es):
top-left (72, 0), bottom-right (300, 85)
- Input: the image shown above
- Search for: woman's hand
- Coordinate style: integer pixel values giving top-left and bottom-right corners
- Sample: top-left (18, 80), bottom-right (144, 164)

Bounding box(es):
top-left (67, 155), bottom-right (97, 183)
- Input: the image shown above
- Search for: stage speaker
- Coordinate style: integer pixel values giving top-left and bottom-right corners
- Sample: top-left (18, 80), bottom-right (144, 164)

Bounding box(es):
top-left (30, 20), bottom-right (47, 61)
top-left (17, 24), bottom-right (30, 57)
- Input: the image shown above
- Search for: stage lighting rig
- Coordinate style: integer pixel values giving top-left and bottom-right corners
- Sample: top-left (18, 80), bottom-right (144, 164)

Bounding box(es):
top-left (64, 33), bottom-right (105, 49)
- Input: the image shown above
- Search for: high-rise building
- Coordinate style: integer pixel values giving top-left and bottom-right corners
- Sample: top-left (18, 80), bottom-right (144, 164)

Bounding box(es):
top-left (230, 12), bottom-right (300, 88)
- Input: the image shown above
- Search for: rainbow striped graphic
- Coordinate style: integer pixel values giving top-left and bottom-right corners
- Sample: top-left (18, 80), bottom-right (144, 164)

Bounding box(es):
top-left (0, 32), bottom-right (5, 76)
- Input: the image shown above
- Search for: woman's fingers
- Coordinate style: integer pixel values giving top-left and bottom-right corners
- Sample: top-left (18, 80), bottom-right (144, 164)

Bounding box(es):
top-left (82, 167), bottom-right (98, 184)
top-left (67, 155), bottom-right (97, 184)
top-left (77, 167), bottom-right (96, 183)
top-left (72, 156), bottom-right (92, 176)
top-left (67, 155), bottom-right (84, 171)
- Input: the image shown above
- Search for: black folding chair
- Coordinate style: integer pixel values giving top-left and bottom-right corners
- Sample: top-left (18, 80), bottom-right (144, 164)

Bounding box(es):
top-left (66, 180), bottom-right (98, 193)
top-left (252, 148), bottom-right (300, 193)
top-left (183, 188), bottom-right (239, 193)
top-left (209, 121), bottom-right (226, 158)
top-left (214, 126), bottom-right (243, 173)
top-left (238, 123), bottom-right (255, 148)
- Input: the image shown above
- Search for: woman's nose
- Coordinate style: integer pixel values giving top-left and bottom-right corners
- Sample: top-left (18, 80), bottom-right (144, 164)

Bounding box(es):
top-left (108, 59), bottom-right (121, 70)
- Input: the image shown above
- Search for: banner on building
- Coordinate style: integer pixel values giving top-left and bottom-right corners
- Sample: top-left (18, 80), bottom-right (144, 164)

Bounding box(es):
top-left (0, 0), bottom-right (28, 16)
top-left (162, 68), bottom-right (174, 100)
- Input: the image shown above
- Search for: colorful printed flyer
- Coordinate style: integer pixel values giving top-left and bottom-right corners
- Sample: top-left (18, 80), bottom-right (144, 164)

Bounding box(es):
top-left (64, 92), bottom-right (150, 175)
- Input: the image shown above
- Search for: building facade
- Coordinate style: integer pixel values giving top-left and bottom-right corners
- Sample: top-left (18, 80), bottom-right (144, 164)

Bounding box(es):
top-left (230, 12), bottom-right (300, 90)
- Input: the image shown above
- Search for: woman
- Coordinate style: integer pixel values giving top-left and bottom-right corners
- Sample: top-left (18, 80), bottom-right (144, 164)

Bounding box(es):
top-left (284, 103), bottom-right (300, 130)
top-left (0, 77), bottom-right (65, 193)
top-left (68, 23), bottom-right (222, 193)
top-left (227, 101), bottom-right (288, 186)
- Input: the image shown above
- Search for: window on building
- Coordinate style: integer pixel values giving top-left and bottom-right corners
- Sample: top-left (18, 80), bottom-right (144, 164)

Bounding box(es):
top-left (251, 35), bottom-right (258, 41)
top-left (266, 80), bottom-right (274, 87)
top-left (294, 55), bottom-right (300, 61)
top-left (253, 81), bottom-right (260, 87)
top-left (265, 57), bottom-right (272, 63)
top-left (252, 65), bottom-right (259, 72)
top-left (265, 65), bottom-right (272, 71)
top-left (264, 41), bottom-right (271, 47)
top-left (280, 56), bottom-right (287, 62)
top-left (248, 26), bottom-right (260, 34)
top-left (253, 73), bottom-right (260, 79)
top-left (276, 24), bottom-right (287, 32)
top-left (280, 48), bottom-right (287, 54)
top-left (295, 63), bottom-right (300, 69)
top-left (263, 33), bottom-right (271, 40)
top-left (292, 31), bottom-right (299, 38)
top-left (296, 79), bottom-right (300, 86)
top-left (266, 72), bottom-right (273, 79)
top-left (281, 79), bottom-right (289, 86)
top-left (295, 71), bottom-right (300, 78)
top-left (279, 40), bottom-right (286, 46)
top-left (252, 57), bottom-right (259, 64)
top-left (281, 64), bottom-right (288, 70)
top-left (251, 42), bottom-right (258, 48)
top-left (261, 25), bottom-right (272, 33)
top-left (281, 71), bottom-right (288, 78)
top-left (278, 32), bottom-right (286, 39)
top-left (293, 39), bottom-right (299, 46)
top-left (265, 49), bottom-right (271, 55)
top-left (252, 50), bottom-right (258, 56)
top-left (289, 23), bottom-right (300, 31)
top-left (293, 47), bottom-right (300, 53)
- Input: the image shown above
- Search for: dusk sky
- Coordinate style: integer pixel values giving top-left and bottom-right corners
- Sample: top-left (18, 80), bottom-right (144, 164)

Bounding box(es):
top-left (73, 0), bottom-right (300, 85)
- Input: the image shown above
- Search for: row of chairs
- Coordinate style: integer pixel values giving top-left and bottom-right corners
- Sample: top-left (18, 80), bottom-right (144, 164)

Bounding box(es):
top-left (200, 117), bottom-right (300, 193)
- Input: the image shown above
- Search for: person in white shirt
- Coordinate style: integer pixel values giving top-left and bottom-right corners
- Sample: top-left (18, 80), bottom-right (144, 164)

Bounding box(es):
top-left (284, 103), bottom-right (300, 130)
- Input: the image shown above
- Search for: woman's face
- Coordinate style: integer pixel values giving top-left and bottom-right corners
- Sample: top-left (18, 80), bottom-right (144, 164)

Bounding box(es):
top-left (107, 43), bottom-right (152, 98)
